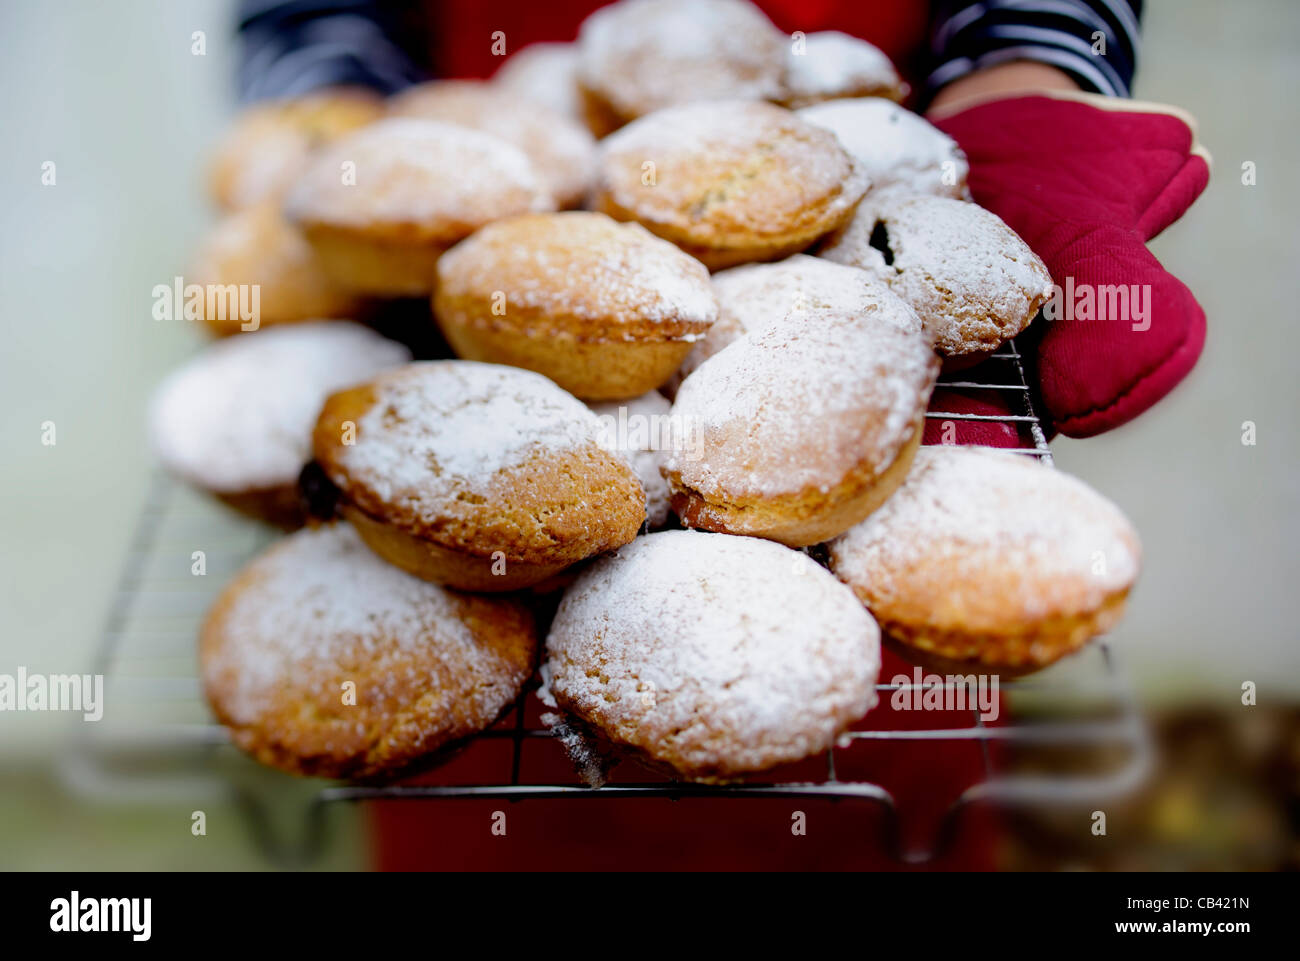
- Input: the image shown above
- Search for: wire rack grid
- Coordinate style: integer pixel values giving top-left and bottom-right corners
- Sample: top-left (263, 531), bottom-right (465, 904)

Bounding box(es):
top-left (67, 340), bottom-right (1152, 865)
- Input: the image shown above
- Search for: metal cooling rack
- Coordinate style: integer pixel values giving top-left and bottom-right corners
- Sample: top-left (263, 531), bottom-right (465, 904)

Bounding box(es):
top-left (67, 342), bottom-right (1152, 865)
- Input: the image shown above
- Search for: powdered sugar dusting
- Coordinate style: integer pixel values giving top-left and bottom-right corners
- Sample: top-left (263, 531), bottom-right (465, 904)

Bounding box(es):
top-left (799, 98), bottom-right (968, 198)
top-left (783, 32), bottom-right (903, 104)
top-left (676, 254), bottom-right (923, 383)
top-left (598, 100), bottom-right (868, 237)
top-left (387, 82), bottom-right (596, 208)
top-left (828, 446), bottom-right (1142, 625)
top-left (578, 0), bottom-right (785, 118)
top-left (819, 194), bottom-right (1053, 354)
top-left (339, 362), bottom-right (606, 516)
top-left (667, 302), bottom-right (938, 499)
top-left (545, 530), bottom-right (880, 778)
top-left (436, 213), bottom-right (717, 331)
top-left (150, 322), bottom-right (410, 492)
top-left (492, 42), bottom-right (584, 121)
top-left (206, 523), bottom-right (491, 721)
top-left (284, 118), bottom-right (553, 229)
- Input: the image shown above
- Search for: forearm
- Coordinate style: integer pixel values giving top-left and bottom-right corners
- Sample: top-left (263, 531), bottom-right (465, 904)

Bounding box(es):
top-left (925, 0), bottom-right (1143, 110)
top-left (927, 61), bottom-right (1079, 116)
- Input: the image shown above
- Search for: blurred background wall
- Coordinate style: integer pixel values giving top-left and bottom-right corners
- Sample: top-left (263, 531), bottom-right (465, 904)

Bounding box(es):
top-left (0, 0), bottom-right (1296, 868)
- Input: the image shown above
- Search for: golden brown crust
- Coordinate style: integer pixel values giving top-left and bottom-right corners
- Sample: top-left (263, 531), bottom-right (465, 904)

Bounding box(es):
top-left (284, 118), bottom-right (553, 294)
top-left (877, 592), bottom-right (1131, 676)
top-left (434, 213), bottom-right (716, 343)
top-left (577, 80), bottom-right (630, 137)
top-left (189, 202), bottom-right (366, 334)
top-left (827, 446), bottom-right (1142, 673)
top-left (311, 365), bottom-right (646, 577)
top-left (208, 90), bottom-right (383, 212)
top-left (595, 100), bottom-right (869, 271)
top-left (342, 503), bottom-right (575, 592)
top-left (201, 524), bottom-right (538, 779)
top-left (432, 212), bottom-right (717, 398)
top-left (298, 223), bottom-right (450, 297)
top-left (670, 418), bottom-right (924, 547)
top-left (436, 323), bottom-right (697, 402)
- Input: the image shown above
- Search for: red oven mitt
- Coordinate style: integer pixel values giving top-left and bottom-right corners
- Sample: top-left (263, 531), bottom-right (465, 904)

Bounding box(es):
top-left (930, 92), bottom-right (1211, 437)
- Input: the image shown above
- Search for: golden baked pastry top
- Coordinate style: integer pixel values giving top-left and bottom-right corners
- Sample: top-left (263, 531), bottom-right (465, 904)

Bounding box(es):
top-left (201, 523), bottom-right (536, 778)
top-left (596, 100), bottom-right (869, 256)
top-left (284, 118), bottom-right (554, 243)
top-left (313, 361), bottom-right (645, 565)
top-left (435, 212), bottom-right (717, 343)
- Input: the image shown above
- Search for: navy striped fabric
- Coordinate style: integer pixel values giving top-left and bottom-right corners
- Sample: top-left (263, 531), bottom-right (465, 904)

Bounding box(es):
top-left (237, 0), bottom-right (427, 101)
top-left (237, 0), bottom-right (1143, 103)
top-left (928, 0), bottom-right (1143, 98)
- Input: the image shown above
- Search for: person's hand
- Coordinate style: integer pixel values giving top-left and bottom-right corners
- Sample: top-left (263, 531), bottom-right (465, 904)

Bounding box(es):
top-left (926, 85), bottom-right (1211, 438)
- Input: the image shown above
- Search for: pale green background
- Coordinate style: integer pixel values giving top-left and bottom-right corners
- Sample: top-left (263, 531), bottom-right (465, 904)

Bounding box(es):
top-left (0, 0), bottom-right (1297, 867)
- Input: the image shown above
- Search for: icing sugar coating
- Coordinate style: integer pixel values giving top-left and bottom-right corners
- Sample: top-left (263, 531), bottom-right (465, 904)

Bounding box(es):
top-left (799, 98), bottom-right (968, 199)
top-left (201, 522), bottom-right (536, 777)
top-left (545, 530), bottom-right (880, 781)
top-left (781, 31), bottom-right (906, 107)
top-left (829, 446), bottom-right (1141, 636)
top-left (387, 81), bottom-right (596, 208)
top-left (666, 301), bottom-right (937, 500)
top-left (335, 362), bottom-right (606, 511)
top-left (578, 0), bottom-right (785, 121)
top-left (492, 42), bottom-right (584, 121)
top-left (315, 361), bottom-right (645, 565)
top-left (435, 212), bottom-right (717, 340)
top-left (675, 254), bottom-right (922, 386)
top-left (596, 100), bottom-right (868, 257)
top-left (819, 194), bottom-right (1054, 355)
top-left (149, 321), bottom-right (410, 493)
top-left (284, 118), bottom-right (553, 238)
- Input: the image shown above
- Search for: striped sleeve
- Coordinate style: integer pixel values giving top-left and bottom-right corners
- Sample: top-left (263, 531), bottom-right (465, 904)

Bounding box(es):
top-left (927, 0), bottom-right (1143, 99)
top-left (237, 0), bottom-right (428, 102)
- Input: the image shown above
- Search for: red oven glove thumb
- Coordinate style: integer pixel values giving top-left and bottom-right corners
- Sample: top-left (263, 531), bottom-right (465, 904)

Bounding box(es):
top-left (931, 92), bottom-right (1211, 437)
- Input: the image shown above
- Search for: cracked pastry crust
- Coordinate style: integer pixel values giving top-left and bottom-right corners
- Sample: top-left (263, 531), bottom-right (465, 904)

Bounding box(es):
top-left (201, 523), bottom-right (537, 778)
top-left (819, 194), bottom-right (1053, 360)
top-left (594, 100), bottom-right (870, 270)
top-left (312, 361), bottom-right (645, 591)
